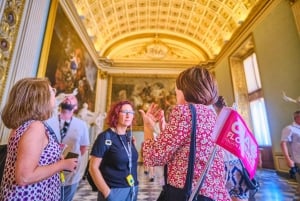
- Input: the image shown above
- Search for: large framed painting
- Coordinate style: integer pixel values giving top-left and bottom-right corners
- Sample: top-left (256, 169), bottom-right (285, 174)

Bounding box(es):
top-left (107, 74), bottom-right (177, 130)
top-left (38, 1), bottom-right (98, 112)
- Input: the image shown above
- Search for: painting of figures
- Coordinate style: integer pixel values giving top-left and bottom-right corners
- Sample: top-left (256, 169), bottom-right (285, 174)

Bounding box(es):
top-left (107, 74), bottom-right (177, 129)
top-left (44, 5), bottom-right (98, 111)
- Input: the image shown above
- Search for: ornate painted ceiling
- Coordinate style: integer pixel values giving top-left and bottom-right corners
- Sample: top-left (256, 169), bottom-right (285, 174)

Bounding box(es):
top-left (62, 0), bottom-right (264, 70)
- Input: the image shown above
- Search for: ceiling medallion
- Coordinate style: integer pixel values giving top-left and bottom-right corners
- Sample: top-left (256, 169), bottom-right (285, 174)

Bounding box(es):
top-left (145, 36), bottom-right (169, 60)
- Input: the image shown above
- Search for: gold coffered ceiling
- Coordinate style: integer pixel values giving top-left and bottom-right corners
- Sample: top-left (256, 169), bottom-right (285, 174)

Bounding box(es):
top-left (65, 0), bottom-right (262, 69)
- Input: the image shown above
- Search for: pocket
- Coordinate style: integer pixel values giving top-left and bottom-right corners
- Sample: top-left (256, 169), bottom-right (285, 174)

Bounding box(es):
top-left (106, 187), bottom-right (131, 201)
top-left (106, 190), bottom-right (113, 201)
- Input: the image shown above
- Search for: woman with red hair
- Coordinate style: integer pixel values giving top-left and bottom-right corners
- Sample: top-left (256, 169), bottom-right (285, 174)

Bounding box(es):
top-left (89, 100), bottom-right (139, 201)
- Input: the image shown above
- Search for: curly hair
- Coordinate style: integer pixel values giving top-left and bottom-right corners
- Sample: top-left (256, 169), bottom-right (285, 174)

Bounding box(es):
top-left (106, 100), bottom-right (135, 128)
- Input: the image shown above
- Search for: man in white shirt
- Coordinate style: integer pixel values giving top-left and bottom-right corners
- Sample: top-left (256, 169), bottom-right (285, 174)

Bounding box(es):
top-left (47, 95), bottom-right (90, 201)
top-left (281, 110), bottom-right (300, 188)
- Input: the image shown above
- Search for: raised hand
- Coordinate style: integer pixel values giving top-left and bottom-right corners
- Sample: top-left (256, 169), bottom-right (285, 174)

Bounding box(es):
top-left (139, 103), bottom-right (165, 140)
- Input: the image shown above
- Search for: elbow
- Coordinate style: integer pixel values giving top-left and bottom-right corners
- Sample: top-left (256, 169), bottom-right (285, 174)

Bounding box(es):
top-left (15, 169), bottom-right (37, 186)
top-left (280, 141), bottom-right (286, 149)
top-left (88, 161), bottom-right (95, 175)
top-left (80, 146), bottom-right (88, 155)
top-left (88, 164), bottom-right (93, 174)
top-left (15, 175), bottom-right (31, 186)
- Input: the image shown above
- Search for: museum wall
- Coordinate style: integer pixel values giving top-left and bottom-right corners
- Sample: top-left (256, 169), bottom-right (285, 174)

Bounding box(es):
top-left (214, 0), bottom-right (300, 171)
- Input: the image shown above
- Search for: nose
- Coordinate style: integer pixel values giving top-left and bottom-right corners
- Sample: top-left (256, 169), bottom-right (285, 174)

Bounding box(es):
top-left (64, 98), bottom-right (71, 102)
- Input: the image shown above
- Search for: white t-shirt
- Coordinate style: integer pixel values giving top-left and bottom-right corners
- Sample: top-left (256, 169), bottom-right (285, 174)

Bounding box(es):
top-left (46, 115), bottom-right (90, 185)
top-left (281, 122), bottom-right (300, 163)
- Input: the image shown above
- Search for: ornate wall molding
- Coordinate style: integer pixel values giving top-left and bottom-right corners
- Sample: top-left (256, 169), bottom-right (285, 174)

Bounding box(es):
top-left (229, 36), bottom-right (254, 129)
top-left (0, 0), bottom-right (51, 143)
top-left (0, 0), bottom-right (24, 103)
top-left (290, 0), bottom-right (300, 37)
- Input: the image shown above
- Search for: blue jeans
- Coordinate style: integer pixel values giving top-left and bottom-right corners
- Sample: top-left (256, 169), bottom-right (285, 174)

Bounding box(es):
top-left (61, 182), bottom-right (79, 201)
top-left (97, 186), bottom-right (138, 201)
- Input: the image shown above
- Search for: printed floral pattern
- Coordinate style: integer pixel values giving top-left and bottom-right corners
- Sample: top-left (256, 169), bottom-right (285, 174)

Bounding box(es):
top-left (143, 104), bottom-right (231, 200)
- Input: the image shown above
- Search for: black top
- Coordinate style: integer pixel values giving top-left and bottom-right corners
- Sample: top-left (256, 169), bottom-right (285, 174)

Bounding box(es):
top-left (90, 128), bottom-right (139, 188)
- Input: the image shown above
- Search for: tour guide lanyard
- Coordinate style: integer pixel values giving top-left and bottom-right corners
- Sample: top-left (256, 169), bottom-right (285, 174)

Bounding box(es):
top-left (58, 115), bottom-right (72, 142)
top-left (119, 130), bottom-right (135, 201)
top-left (119, 133), bottom-right (132, 174)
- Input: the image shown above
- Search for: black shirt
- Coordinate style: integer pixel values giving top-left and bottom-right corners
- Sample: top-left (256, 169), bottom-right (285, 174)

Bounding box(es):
top-left (90, 128), bottom-right (139, 188)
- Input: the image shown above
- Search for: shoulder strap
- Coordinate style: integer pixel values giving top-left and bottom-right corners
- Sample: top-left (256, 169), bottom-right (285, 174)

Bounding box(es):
top-left (104, 130), bottom-right (112, 151)
top-left (43, 122), bottom-right (59, 143)
top-left (184, 104), bottom-right (197, 199)
top-left (162, 104), bottom-right (197, 198)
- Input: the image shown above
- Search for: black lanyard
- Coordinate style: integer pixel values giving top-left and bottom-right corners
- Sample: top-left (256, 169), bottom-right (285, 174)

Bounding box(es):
top-left (58, 115), bottom-right (72, 142)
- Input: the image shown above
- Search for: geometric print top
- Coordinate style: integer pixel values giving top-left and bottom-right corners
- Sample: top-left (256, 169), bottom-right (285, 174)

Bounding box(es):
top-left (0, 120), bottom-right (61, 201)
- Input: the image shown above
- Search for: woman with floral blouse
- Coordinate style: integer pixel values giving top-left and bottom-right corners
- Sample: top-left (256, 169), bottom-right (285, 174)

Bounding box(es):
top-left (140, 66), bottom-right (231, 201)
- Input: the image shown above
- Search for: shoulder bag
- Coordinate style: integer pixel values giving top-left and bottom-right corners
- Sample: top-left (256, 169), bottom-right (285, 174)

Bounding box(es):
top-left (157, 104), bottom-right (214, 201)
top-left (239, 159), bottom-right (260, 194)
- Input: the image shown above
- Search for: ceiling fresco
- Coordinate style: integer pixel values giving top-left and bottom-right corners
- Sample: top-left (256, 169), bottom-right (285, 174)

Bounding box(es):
top-left (60, 0), bottom-right (265, 70)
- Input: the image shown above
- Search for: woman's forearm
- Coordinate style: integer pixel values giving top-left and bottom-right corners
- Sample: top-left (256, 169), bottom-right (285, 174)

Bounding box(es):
top-left (144, 125), bottom-right (154, 140)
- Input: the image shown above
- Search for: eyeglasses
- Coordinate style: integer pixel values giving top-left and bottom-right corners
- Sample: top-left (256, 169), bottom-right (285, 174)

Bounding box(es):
top-left (119, 110), bottom-right (135, 115)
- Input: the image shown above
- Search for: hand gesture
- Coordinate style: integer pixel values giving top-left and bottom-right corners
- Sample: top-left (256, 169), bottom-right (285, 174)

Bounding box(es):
top-left (139, 103), bottom-right (165, 140)
top-left (139, 103), bottom-right (158, 129)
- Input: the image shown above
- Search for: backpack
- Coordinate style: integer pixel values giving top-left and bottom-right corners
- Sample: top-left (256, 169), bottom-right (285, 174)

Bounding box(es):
top-left (86, 131), bottom-right (111, 192)
top-left (0, 144), bottom-right (8, 185)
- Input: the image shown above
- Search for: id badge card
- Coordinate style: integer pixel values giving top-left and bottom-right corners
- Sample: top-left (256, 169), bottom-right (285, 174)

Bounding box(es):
top-left (126, 174), bottom-right (134, 187)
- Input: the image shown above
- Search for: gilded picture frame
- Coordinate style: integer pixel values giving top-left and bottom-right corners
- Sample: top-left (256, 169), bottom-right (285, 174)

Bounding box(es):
top-left (107, 74), bottom-right (177, 130)
top-left (38, 1), bottom-right (98, 112)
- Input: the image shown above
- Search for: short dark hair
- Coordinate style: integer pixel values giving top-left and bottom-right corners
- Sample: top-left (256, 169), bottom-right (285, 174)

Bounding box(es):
top-left (176, 65), bottom-right (218, 105)
top-left (214, 96), bottom-right (227, 109)
top-left (294, 110), bottom-right (300, 120)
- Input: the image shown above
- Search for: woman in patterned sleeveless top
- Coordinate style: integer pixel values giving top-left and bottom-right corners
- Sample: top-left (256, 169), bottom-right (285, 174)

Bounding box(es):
top-left (0, 78), bottom-right (78, 201)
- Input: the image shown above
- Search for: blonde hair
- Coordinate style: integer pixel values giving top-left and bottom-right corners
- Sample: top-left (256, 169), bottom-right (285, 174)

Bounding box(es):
top-left (1, 77), bottom-right (53, 129)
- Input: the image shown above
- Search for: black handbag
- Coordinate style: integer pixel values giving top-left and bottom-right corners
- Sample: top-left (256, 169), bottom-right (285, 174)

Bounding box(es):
top-left (239, 159), bottom-right (260, 193)
top-left (156, 183), bottom-right (167, 201)
top-left (157, 104), bottom-right (213, 201)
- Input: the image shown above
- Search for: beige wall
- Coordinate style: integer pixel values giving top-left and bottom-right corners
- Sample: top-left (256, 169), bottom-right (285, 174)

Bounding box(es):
top-left (253, 0), bottom-right (300, 152)
top-left (214, 0), bottom-right (300, 171)
top-left (213, 58), bottom-right (235, 106)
